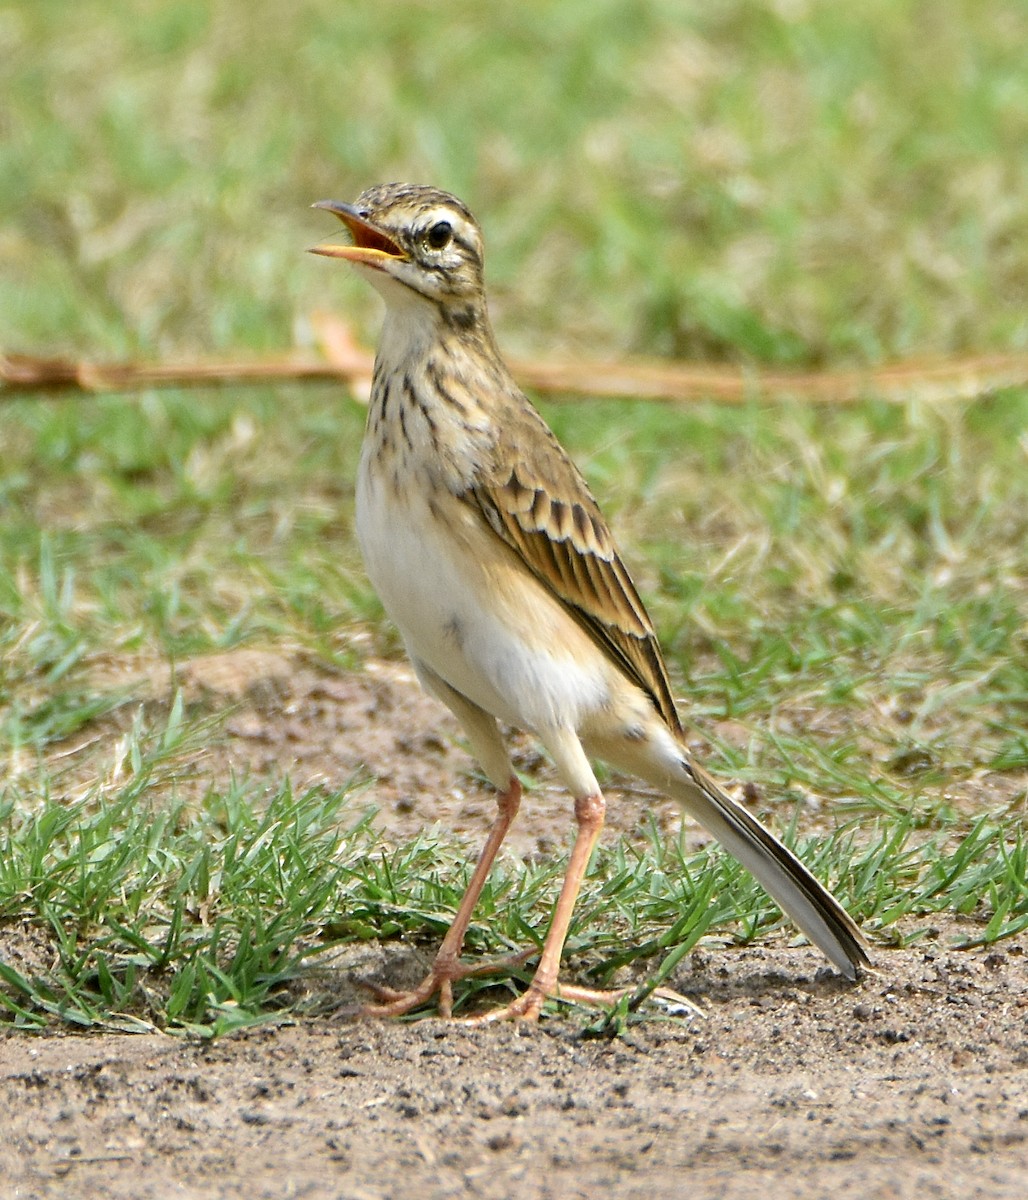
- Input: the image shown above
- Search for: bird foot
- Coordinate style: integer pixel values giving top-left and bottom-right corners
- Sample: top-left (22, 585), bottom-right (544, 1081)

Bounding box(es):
top-left (353, 954), bottom-right (701, 1024)
top-left (355, 947), bottom-right (536, 1019)
top-left (458, 981), bottom-right (640, 1024)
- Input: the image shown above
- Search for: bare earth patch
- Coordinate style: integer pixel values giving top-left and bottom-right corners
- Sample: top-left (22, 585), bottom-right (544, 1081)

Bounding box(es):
top-left (2, 935), bottom-right (1027, 1199)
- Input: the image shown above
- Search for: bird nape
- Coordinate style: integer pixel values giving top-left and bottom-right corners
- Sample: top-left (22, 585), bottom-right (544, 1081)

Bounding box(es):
top-left (310, 183), bottom-right (869, 1022)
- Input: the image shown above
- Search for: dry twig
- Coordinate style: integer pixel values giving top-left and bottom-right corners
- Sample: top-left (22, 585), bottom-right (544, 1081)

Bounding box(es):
top-left (3, 313), bottom-right (1026, 406)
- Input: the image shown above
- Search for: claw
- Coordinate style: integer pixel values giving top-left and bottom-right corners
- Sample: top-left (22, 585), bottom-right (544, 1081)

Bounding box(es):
top-left (354, 948), bottom-right (535, 1019)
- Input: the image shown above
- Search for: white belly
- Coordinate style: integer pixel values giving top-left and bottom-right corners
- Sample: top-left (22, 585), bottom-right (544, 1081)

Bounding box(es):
top-left (355, 458), bottom-right (611, 734)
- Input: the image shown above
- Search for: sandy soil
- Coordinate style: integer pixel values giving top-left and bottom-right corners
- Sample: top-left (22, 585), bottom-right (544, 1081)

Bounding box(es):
top-left (4, 649), bottom-right (1028, 1198)
top-left (2, 936), bottom-right (1027, 1199)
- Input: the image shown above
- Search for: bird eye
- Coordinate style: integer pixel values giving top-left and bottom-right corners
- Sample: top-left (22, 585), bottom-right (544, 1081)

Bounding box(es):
top-left (425, 221), bottom-right (453, 250)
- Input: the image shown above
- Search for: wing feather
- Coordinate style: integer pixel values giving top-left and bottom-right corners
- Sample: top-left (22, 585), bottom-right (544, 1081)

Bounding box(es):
top-left (466, 440), bottom-right (682, 734)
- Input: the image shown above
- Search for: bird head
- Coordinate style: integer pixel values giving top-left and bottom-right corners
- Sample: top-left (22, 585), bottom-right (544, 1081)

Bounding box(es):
top-left (310, 184), bottom-right (486, 315)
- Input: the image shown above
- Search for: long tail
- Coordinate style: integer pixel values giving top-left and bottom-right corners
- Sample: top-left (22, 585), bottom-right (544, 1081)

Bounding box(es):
top-left (623, 737), bottom-right (869, 979)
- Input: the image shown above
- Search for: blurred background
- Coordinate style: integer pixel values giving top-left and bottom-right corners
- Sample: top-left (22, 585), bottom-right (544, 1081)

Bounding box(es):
top-left (1, 1), bottom-right (1025, 797)
top-left (3, 0), bottom-right (1025, 365)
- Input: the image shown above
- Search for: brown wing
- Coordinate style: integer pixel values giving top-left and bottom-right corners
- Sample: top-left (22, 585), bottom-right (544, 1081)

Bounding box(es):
top-left (464, 400), bottom-right (682, 734)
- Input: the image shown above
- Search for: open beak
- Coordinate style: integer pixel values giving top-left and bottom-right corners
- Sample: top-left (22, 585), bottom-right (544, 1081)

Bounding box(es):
top-left (308, 200), bottom-right (406, 268)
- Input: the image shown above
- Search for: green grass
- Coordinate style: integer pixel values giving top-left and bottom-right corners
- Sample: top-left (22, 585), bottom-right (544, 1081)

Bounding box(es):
top-left (3, 0), bottom-right (1027, 360)
top-left (1, 1), bottom-right (1026, 1031)
top-left (1, 742), bottom-right (1024, 1033)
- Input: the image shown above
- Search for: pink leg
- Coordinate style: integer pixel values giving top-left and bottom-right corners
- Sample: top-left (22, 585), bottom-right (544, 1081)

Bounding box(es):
top-left (361, 776), bottom-right (523, 1018)
top-left (473, 791), bottom-right (606, 1023)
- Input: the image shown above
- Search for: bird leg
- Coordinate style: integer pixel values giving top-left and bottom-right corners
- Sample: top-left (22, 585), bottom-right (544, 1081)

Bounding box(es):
top-left (469, 790), bottom-right (609, 1023)
top-left (359, 776), bottom-right (525, 1018)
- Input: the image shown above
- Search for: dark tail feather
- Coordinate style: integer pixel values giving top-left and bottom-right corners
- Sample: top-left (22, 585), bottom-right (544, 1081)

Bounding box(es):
top-left (667, 758), bottom-right (869, 978)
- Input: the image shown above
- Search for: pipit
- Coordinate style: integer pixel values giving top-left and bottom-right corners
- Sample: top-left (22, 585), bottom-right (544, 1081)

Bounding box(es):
top-left (310, 183), bottom-right (868, 1022)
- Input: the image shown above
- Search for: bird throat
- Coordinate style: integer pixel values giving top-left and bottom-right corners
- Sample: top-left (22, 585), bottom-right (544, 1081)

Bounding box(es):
top-left (364, 306), bottom-right (499, 497)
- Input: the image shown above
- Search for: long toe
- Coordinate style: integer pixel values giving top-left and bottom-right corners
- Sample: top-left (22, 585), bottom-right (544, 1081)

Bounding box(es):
top-left (357, 947), bottom-right (537, 1019)
top-left (463, 986), bottom-right (546, 1025)
top-left (461, 980), bottom-right (626, 1024)
top-left (358, 976), bottom-right (445, 1019)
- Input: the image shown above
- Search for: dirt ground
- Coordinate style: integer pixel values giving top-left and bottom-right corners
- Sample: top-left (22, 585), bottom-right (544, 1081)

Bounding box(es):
top-left (2, 936), bottom-right (1027, 1199)
top-left (4, 649), bottom-right (1028, 1198)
